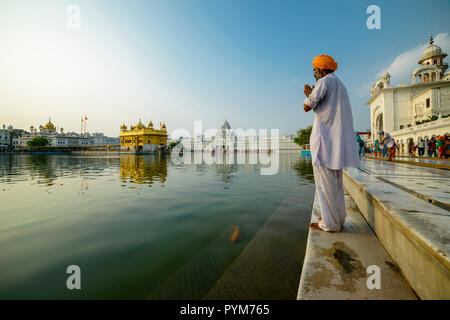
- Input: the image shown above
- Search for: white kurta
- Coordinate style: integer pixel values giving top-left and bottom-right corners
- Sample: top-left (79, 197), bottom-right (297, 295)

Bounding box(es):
top-left (303, 73), bottom-right (360, 170)
top-left (303, 73), bottom-right (359, 231)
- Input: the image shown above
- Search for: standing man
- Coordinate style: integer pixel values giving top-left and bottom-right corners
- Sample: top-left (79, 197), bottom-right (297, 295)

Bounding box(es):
top-left (418, 138), bottom-right (425, 157)
top-left (303, 55), bottom-right (360, 232)
top-left (356, 133), bottom-right (365, 157)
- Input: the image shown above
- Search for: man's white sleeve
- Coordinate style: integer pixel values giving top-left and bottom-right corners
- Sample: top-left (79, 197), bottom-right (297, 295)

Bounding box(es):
top-left (303, 78), bottom-right (328, 110)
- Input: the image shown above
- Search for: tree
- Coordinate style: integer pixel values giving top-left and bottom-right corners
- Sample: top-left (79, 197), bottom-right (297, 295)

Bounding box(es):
top-left (294, 126), bottom-right (312, 146)
top-left (27, 137), bottom-right (50, 146)
top-left (169, 141), bottom-right (180, 149)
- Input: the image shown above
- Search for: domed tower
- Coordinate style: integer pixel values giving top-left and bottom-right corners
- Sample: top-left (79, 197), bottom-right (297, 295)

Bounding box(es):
top-left (160, 122), bottom-right (166, 131)
top-left (381, 71), bottom-right (391, 86)
top-left (120, 123), bottom-right (127, 131)
top-left (220, 118), bottom-right (231, 137)
top-left (412, 35), bottom-right (448, 83)
top-left (370, 72), bottom-right (391, 96)
top-left (148, 120), bottom-right (154, 129)
top-left (135, 119), bottom-right (145, 130)
top-left (44, 118), bottom-right (56, 132)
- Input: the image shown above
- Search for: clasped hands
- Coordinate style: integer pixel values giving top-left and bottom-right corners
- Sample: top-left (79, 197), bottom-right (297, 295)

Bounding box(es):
top-left (303, 84), bottom-right (314, 112)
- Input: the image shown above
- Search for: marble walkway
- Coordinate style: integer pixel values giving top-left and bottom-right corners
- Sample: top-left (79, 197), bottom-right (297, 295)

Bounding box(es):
top-left (298, 158), bottom-right (449, 299)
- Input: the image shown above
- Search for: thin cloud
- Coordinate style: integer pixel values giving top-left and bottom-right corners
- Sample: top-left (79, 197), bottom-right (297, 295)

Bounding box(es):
top-left (360, 33), bottom-right (450, 98)
top-left (381, 33), bottom-right (450, 84)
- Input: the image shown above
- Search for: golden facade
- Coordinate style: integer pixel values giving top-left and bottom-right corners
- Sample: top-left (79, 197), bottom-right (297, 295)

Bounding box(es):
top-left (120, 120), bottom-right (168, 152)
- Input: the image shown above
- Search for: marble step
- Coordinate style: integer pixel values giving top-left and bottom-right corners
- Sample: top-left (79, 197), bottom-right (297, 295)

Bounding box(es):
top-left (344, 161), bottom-right (450, 300)
top-left (297, 192), bottom-right (417, 300)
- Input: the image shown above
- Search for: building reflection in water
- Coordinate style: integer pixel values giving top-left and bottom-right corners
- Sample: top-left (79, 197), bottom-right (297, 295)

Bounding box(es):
top-left (119, 155), bottom-right (168, 186)
top-left (179, 150), bottom-right (311, 186)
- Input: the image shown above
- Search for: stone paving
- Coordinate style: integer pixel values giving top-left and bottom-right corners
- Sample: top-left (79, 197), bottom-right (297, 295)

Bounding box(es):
top-left (360, 159), bottom-right (450, 207)
top-left (366, 155), bottom-right (449, 166)
top-left (297, 192), bottom-right (417, 300)
top-left (298, 158), bottom-right (450, 299)
top-left (343, 159), bottom-right (450, 299)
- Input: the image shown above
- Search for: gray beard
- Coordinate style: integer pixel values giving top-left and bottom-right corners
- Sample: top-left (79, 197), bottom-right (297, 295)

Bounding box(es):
top-left (314, 72), bottom-right (324, 81)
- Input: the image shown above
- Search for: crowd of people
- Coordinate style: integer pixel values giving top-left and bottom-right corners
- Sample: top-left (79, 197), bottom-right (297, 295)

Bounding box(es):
top-left (355, 132), bottom-right (450, 160)
top-left (407, 135), bottom-right (450, 159)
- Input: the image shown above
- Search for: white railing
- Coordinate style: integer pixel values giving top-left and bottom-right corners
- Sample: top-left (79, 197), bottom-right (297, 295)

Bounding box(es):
top-left (391, 116), bottom-right (450, 136)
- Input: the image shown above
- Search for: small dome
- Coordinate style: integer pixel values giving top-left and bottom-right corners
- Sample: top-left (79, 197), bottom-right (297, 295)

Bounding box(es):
top-left (422, 44), bottom-right (442, 61)
top-left (221, 119), bottom-right (231, 129)
top-left (44, 118), bottom-right (56, 130)
top-left (148, 121), bottom-right (154, 127)
top-left (161, 123), bottom-right (166, 129)
top-left (120, 124), bottom-right (127, 130)
top-left (134, 119), bottom-right (145, 130)
top-left (419, 35), bottom-right (446, 63)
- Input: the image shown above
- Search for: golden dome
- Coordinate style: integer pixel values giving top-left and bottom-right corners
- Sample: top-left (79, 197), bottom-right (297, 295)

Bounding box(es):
top-left (134, 119), bottom-right (145, 130)
top-left (148, 121), bottom-right (154, 128)
top-left (161, 122), bottom-right (166, 129)
top-left (44, 118), bottom-right (56, 130)
top-left (120, 124), bottom-right (127, 130)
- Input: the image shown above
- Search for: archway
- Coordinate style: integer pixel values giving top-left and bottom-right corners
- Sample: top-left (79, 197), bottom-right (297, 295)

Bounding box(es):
top-left (407, 138), bottom-right (414, 153)
top-left (375, 113), bottom-right (383, 140)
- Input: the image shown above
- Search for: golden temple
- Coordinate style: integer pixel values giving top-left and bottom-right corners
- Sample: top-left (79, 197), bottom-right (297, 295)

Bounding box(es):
top-left (120, 119), bottom-right (168, 152)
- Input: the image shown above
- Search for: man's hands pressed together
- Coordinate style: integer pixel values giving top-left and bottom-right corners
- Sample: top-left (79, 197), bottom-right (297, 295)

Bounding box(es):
top-left (303, 84), bottom-right (314, 112)
top-left (304, 84), bottom-right (314, 97)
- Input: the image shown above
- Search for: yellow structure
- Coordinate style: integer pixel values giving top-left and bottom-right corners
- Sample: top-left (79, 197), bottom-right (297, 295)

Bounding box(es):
top-left (120, 155), bottom-right (168, 185)
top-left (120, 119), bottom-right (168, 152)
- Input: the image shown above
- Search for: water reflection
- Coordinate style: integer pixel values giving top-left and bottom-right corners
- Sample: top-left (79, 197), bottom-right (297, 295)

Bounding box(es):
top-left (293, 157), bottom-right (315, 182)
top-left (120, 155), bottom-right (168, 186)
top-left (1, 151), bottom-right (313, 187)
top-left (0, 152), bottom-right (314, 299)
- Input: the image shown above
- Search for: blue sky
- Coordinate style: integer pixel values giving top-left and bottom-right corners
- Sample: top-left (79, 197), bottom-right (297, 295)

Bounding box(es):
top-left (1, 0), bottom-right (449, 137)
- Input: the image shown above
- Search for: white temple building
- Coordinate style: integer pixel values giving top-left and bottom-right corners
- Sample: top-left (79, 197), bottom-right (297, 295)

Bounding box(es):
top-left (17, 118), bottom-right (119, 147)
top-left (366, 35), bottom-right (450, 152)
top-left (180, 119), bottom-right (302, 152)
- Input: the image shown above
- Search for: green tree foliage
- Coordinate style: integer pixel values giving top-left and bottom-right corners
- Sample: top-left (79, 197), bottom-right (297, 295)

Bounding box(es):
top-left (169, 141), bottom-right (180, 149)
top-left (27, 137), bottom-right (50, 146)
top-left (294, 126), bottom-right (312, 146)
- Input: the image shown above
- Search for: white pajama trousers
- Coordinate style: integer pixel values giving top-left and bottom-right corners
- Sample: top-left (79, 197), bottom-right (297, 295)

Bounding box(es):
top-left (313, 165), bottom-right (346, 232)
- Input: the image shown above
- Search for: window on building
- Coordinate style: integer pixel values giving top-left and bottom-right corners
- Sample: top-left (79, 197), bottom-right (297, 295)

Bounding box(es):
top-left (426, 98), bottom-right (430, 108)
top-left (400, 125), bottom-right (404, 129)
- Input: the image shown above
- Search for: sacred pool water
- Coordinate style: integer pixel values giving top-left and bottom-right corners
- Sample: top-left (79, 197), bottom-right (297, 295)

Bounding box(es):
top-left (0, 151), bottom-right (314, 299)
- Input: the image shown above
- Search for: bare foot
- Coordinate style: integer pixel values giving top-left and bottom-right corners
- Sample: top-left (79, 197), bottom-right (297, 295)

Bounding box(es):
top-left (309, 222), bottom-right (325, 231)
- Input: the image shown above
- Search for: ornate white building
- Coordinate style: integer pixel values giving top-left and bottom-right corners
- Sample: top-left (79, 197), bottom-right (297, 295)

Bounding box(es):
top-left (367, 36), bottom-right (450, 152)
top-left (180, 119), bottom-right (302, 152)
top-left (17, 118), bottom-right (118, 148)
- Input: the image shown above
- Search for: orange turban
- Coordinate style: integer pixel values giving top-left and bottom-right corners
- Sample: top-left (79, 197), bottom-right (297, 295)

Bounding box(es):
top-left (313, 55), bottom-right (338, 71)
